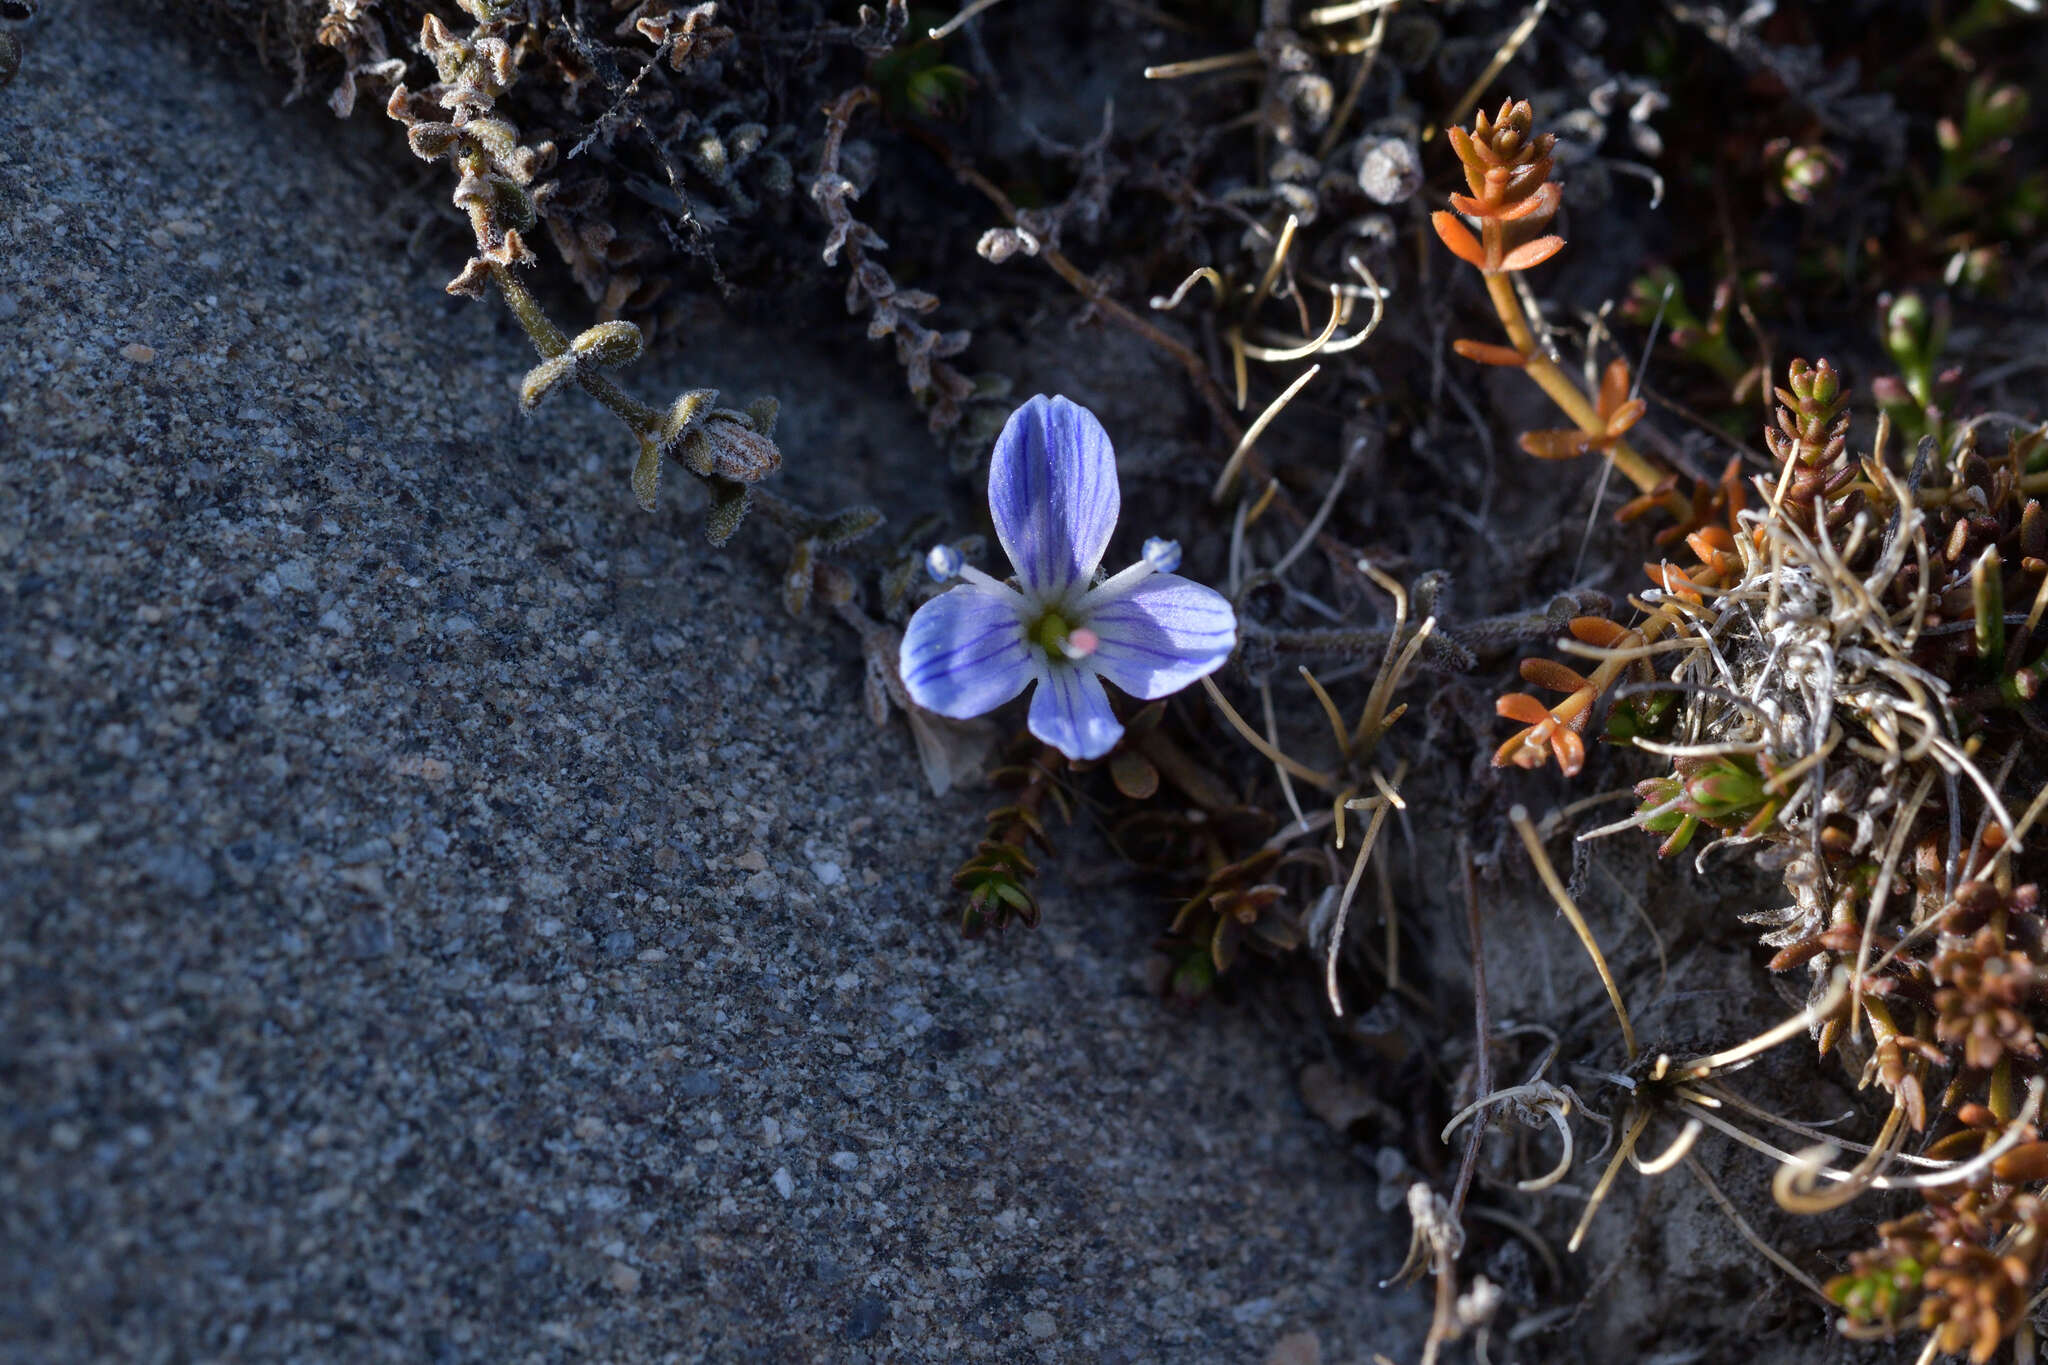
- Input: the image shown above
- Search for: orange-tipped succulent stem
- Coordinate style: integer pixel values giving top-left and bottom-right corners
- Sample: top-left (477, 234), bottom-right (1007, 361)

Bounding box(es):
top-left (1433, 100), bottom-right (1672, 503)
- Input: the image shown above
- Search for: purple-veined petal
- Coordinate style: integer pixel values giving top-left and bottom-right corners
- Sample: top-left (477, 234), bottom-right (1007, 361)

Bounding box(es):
top-left (988, 394), bottom-right (1120, 600)
top-left (898, 585), bottom-right (1034, 719)
top-left (1027, 662), bottom-right (1123, 761)
top-left (1083, 573), bottom-right (1237, 700)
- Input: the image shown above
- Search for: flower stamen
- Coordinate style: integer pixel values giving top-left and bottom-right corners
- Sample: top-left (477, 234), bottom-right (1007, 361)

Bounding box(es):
top-left (1075, 536), bottom-right (1184, 616)
top-left (926, 543), bottom-right (1015, 597)
top-left (1030, 610), bottom-right (1099, 660)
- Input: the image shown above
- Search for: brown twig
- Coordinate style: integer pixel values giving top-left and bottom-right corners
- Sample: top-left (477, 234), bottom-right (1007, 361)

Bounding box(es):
top-left (946, 157), bottom-right (1243, 442)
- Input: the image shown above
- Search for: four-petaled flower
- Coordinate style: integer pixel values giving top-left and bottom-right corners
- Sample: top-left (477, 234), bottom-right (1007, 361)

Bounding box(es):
top-left (899, 395), bottom-right (1238, 761)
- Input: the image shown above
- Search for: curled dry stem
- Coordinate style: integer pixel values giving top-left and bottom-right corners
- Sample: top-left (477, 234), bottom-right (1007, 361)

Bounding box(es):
top-left (1569, 1108), bottom-right (1651, 1254)
top-left (1511, 804), bottom-right (1638, 1060)
top-left (1685, 1153), bottom-right (1832, 1302)
top-left (1326, 764), bottom-right (1405, 1015)
top-left (1442, 1082), bottom-right (1580, 1192)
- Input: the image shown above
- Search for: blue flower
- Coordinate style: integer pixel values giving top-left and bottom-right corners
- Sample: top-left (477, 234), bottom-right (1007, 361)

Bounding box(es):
top-left (899, 395), bottom-right (1238, 761)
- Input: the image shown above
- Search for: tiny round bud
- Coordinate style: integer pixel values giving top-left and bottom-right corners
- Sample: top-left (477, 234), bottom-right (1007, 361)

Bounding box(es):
top-left (976, 228), bottom-right (1023, 264)
top-left (1887, 292), bottom-right (1929, 341)
top-left (926, 544), bottom-right (964, 582)
top-left (1142, 537), bottom-right (1182, 574)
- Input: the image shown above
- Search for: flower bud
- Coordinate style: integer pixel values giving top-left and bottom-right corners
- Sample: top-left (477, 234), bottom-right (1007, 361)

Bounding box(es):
top-left (1885, 293), bottom-right (1930, 355)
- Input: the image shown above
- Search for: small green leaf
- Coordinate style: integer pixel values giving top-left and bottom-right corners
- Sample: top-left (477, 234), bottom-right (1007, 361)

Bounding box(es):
top-left (704, 478), bottom-right (751, 546)
top-left (817, 505), bottom-right (885, 549)
top-left (1973, 545), bottom-right (2005, 667)
top-left (783, 538), bottom-right (816, 616)
top-left (631, 434), bottom-right (662, 512)
top-left (1686, 761), bottom-right (1765, 815)
top-left (1656, 813), bottom-right (1699, 859)
top-left (489, 176), bottom-right (537, 233)
top-left (1172, 951), bottom-right (1216, 1001)
top-left (660, 389), bottom-right (718, 446)
top-left (570, 320), bottom-right (645, 369)
top-left (519, 354), bottom-right (577, 412)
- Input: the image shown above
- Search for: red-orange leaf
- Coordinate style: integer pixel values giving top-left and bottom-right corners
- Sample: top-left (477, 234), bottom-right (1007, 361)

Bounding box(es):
top-left (1767, 937), bottom-right (1830, 972)
top-left (1994, 1141), bottom-right (2048, 1183)
top-left (1493, 731), bottom-right (1543, 769)
top-left (1717, 457), bottom-right (1748, 518)
top-left (1496, 180), bottom-right (1559, 222)
top-left (1448, 192), bottom-right (1492, 218)
top-left (1520, 429), bottom-right (1592, 459)
top-left (1569, 617), bottom-right (1634, 648)
top-left (1616, 474), bottom-right (1682, 524)
top-left (1604, 397), bottom-right (1647, 436)
top-left (1462, 124), bottom-right (1508, 170)
top-left (1431, 212), bottom-right (1489, 270)
top-left (1597, 358), bottom-right (1631, 416)
top-left (1496, 693), bottom-right (1554, 725)
top-left (1445, 126), bottom-right (1486, 192)
top-left (1644, 563), bottom-right (1705, 598)
top-left (1520, 658), bottom-right (1593, 693)
top-left (1497, 235), bottom-right (1564, 272)
top-left (1690, 525), bottom-right (1737, 555)
top-left (1452, 339), bottom-right (1527, 367)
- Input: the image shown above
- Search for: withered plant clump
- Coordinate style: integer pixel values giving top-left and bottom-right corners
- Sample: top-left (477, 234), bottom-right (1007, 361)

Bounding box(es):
top-left (306, 0), bottom-right (804, 312)
top-left (202, 0), bottom-right (989, 432)
top-left (1617, 404), bottom-right (2048, 1361)
top-left (1094, 80), bottom-right (2048, 1357)
top-left (1429, 95), bottom-right (2048, 1356)
top-left (316, 0), bottom-right (1039, 774)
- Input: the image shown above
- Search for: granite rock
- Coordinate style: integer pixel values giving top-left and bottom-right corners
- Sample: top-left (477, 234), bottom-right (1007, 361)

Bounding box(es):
top-left (0, 7), bottom-right (1426, 1362)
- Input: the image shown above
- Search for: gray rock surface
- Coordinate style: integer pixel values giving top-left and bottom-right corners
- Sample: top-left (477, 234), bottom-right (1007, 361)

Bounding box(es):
top-left (0, 6), bottom-right (1425, 1361)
